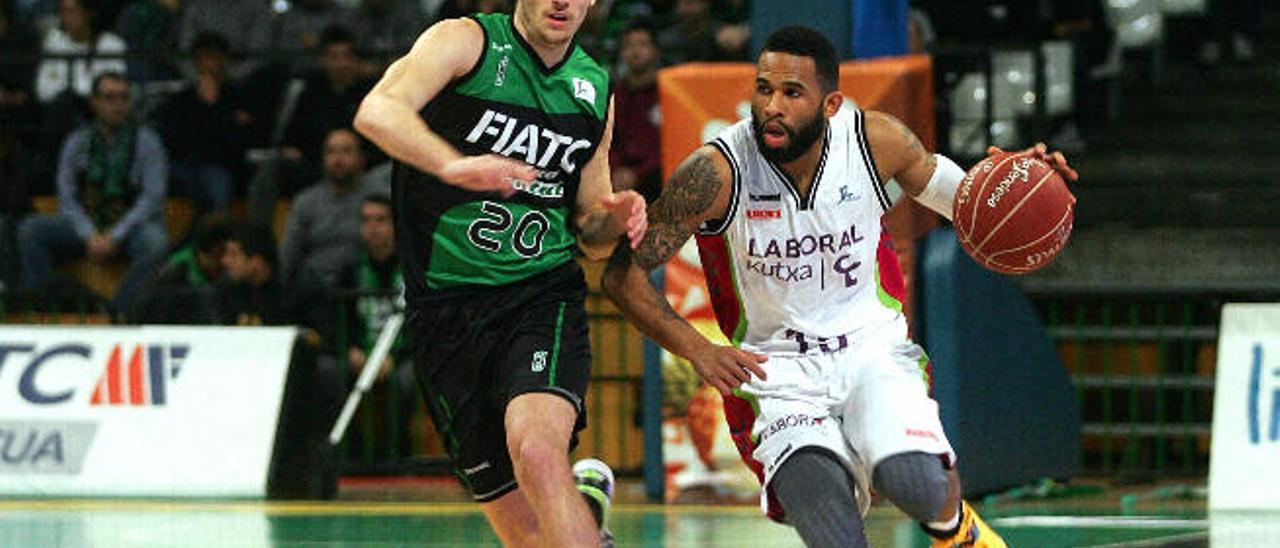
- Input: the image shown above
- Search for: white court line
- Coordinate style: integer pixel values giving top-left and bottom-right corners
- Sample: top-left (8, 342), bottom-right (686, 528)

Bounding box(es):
top-left (991, 516), bottom-right (1209, 529)
top-left (1091, 531), bottom-right (1209, 548)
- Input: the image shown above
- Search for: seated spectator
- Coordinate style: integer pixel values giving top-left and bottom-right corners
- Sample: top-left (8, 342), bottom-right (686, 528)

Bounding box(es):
top-left (656, 0), bottom-right (749, 63)
top-left (0, 134), bottom-right (33, 293)
top-left (178, 0), bottom-right (272, 80)
top-left (17, 72), bottom-right (169, 315)
top-left (218, 220), bottom-right (345, 499)
top-left (215, 221), bottom-right (289, 326)
top-left (35, 0), bottom-right (128, 164)
top-left (15, 0), bottom-right (60, 37)
top-left (347, 0), bottom-right (424, 63)
top-left (334, 193), bottom-right (414, 460)
top-left (275, 0), bottom-right (350, 73)
top-left (434, 0), bottom-right (509, 19)
top-left (610, 19), bottom-right (662, 202)
top-left (279, 127), bottom-right (385, 289)
top-left (280, 25), bottom-right (375, 194)
top-left (0, 1), bottom-right (40, 144)
top-left (155, 31), bottom-right (249, 217)
top-left (114, 0), bottom-right (184, 84)
top-left (128, 213), bottom-right (231, 323)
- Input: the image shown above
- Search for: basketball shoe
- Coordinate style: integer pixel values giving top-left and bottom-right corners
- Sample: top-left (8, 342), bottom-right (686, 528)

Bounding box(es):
top-left (927, 501), bottom-right (1006, 548)
top-left (573, 458), bottom-right (615, 547)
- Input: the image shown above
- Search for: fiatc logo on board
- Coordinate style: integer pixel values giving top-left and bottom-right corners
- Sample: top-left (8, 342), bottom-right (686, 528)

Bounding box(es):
top-left (0, 342), bottom-right (189, 406)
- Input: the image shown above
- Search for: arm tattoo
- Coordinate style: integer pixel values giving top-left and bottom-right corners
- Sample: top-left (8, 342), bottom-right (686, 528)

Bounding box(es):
top-left (634, 151), bottom-right (723, 270)
top-left (889, 114), bottom-right (927, 156)
top-left (607, 246), bottom-right (686, 323)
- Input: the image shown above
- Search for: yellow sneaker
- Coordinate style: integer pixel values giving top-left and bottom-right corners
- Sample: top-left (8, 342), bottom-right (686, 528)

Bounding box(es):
top-left (929, 501), bottom-right (1006, 548)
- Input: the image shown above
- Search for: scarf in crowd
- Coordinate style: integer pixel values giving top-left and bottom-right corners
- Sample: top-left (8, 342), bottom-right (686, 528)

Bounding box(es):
top-left (356, 251), bottom-right (404, 353)
top-left (80, 122), bottom-right (137, 228)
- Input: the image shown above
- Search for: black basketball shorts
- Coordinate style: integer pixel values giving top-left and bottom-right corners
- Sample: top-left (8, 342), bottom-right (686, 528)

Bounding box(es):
top-left (407, 263), bottom-right (592, 502)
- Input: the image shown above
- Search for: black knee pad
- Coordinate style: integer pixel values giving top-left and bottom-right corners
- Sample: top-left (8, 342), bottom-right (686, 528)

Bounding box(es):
top-left (871, 451), bottom-right (950, 522)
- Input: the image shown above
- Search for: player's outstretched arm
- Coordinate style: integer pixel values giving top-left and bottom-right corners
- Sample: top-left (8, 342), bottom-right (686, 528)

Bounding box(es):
top-left (353, 18), bottom-right (534, 196)
top-left (864, 111), bottom-right (1081, 222)
top-left (576, 98), bottom-right (648, 260)
top-left (602, 147), bottom-right (767, 395)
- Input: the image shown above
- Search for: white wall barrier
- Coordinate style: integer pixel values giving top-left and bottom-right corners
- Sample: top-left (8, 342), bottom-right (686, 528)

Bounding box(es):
top-left (0, 326), bottom-right (296, 497)
top-left (1209, 304), bottom-right (1280, 510)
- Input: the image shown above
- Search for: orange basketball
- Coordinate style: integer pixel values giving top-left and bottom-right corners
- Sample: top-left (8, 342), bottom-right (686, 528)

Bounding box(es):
top-left (952, 152), bottom-right (1076, 274)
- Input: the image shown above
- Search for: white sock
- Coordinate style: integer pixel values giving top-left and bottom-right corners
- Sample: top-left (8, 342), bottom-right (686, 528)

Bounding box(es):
top-left (926, 502), bottom-right (962, 533)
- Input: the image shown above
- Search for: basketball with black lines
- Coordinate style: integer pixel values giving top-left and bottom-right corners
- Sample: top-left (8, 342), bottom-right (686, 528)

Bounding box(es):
top-left (952, 152), bottom-right (1076, 275)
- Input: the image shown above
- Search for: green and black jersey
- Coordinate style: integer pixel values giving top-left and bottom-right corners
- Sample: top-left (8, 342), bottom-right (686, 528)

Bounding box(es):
top-left (393, 12), bottom-right (610, 300)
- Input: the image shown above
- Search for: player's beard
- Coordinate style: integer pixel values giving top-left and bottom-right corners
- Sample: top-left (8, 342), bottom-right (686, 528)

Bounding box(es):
top-left (752, 105), bottom-right (827, 165)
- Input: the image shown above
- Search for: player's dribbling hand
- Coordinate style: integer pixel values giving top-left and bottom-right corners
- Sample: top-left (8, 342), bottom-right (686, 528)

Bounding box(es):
top-left (439, 154), bottom-right (539, 197)
top-left (987, 143), bottom-right (1079, 182)
top-left (601, 190), bottom-right (648, 248)
top-left (691, 344), bottom-right (768, 396)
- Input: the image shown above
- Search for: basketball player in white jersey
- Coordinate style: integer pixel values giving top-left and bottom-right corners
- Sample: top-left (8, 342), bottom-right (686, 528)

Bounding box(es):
top-left (603, 26), bottom-right (1078, 548)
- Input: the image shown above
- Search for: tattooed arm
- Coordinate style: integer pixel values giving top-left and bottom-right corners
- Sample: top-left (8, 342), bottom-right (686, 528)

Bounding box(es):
top-left (602, 146), bottom-right (768, 395)
top-left (864, 111), bottom-right (938, 198)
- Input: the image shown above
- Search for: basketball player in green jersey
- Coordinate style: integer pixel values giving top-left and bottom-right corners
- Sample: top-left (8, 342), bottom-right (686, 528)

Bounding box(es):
top-left (354, 1), bottom-right (645, 546)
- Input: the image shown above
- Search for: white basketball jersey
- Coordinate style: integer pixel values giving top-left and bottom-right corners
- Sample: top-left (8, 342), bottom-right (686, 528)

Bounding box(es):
top-left (695, 108), bottom-right (909, 355)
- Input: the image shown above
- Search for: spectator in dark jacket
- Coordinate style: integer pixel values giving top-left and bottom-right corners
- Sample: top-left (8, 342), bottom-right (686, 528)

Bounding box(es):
top-left (215, 221), bottom-right (291, 326)
top-left (129, 213), bottom-right (231, 323)
top-left (156, 31), bottom-right (250, 215)
top-left (279, 25), bottom-right (376, 194)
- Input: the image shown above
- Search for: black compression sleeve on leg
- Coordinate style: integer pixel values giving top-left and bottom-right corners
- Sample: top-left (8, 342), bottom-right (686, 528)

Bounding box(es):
top-left (771, 448), bottom-right (868, 548)
top-left (871, 451), bottom-right (951, 523)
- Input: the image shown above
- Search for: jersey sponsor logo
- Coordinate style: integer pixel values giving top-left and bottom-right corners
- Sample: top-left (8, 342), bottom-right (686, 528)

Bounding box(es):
top-left (746, 209), bottom-right (781, 220)
top-left (747, 223), bottom-right (865, 259)
top-left (837, 185), bottom-right (861, 204)
top-left (832, 254), bottom-right (861, 288)
top-left (509, 179), bottom-right (565, 199)
top-left (905, 428), bottom-right (940, 442)
top-left (465, 109), bottom-right (593, 173)
top-left (531, 350), bottom-right (548, 373)
top-left (749, 193), bottom-right (782, 202)
top-left (747, 260), bottom-right (812, 283)
top-left (572, 77), bottom-right (596, 104)
top-left (494, 55), bottom-right (510, 87)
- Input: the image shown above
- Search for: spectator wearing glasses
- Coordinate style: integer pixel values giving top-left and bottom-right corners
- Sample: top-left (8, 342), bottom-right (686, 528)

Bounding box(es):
top-left (17, 71), bottom-right (169, 315)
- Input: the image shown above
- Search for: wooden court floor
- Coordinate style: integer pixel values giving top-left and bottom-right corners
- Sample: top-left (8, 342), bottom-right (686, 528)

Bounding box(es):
top-left (0, 500), bottom-right (1262, 547)
top-left (0, 479), bottom-right (1274, 547)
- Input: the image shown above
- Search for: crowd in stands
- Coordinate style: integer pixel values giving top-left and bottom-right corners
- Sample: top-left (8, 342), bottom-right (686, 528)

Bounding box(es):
top-left (0, 0), bottom-right (754, 314)
top-left (0, 0), bottom-right (1253, 385)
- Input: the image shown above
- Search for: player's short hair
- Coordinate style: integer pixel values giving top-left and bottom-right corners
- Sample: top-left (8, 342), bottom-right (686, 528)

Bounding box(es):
top-left (623, 18), bottom-right (657, 40)
top-left (229, 222), bottom-right (278, 273)
top-left (90, 72), bottom-right (128, 96)
top-left (319, 24), bottom-right (355, 51)
top-left (192, 213), bottom-right (233, 254)
top-left (190, 31), bottom-right (231, 55)
top-left (363, 192), bottom-right (393, 220)
top-left (761, 26), bottom-right (839, 94)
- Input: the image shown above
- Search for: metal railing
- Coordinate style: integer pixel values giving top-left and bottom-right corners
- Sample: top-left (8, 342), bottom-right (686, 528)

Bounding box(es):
top-left (1029, 291), bottom-right (1279, 478)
